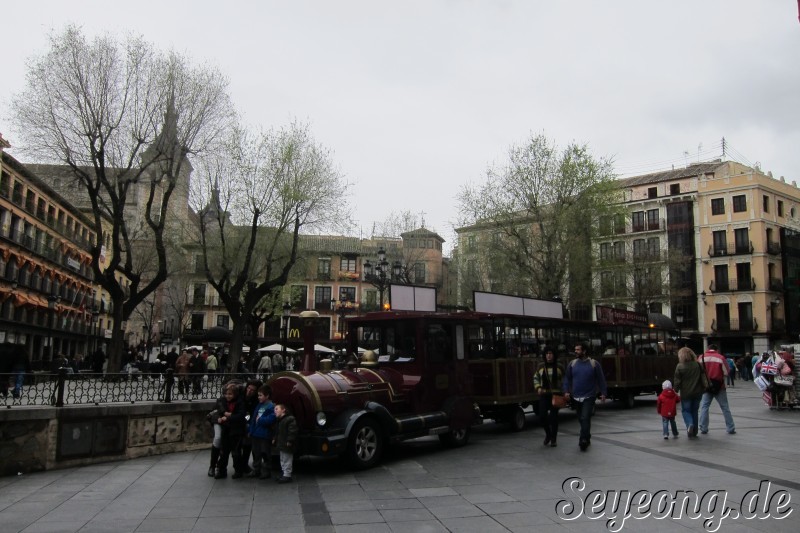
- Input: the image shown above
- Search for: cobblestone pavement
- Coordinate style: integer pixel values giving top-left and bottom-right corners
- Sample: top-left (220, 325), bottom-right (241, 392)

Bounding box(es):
top-left (1, 384), bottom-right (798, 532)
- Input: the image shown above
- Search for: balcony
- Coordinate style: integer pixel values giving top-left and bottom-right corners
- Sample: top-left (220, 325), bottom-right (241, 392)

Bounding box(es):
top-left (632, 218), bottom-right (664, 233)
top-left (769, 278), bottom-right (783, 292)
top-left (337, 270), bottom-right (360, 281)
top-left (632, 250), bottom-right (663, 262)
top-left (766, 242), bottom-right (781, 255)
top-left (709, 278), bottom-right (756, 293)
top-left (709, 279), bottom-right (729, 292)
top-left (316, 272), bottom-right (332, 281)
top-left (708, 241), bottom-right (754, 257)
top-left (711, 318), bottom-right (758, 332)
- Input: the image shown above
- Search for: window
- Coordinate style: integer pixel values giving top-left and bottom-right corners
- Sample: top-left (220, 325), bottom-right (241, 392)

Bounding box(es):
top-left (414, 263), bottom-right (426, 284)
top-left (364, 289), bottom-right (378, 311)
top-left (646, 209), bottom-right (659, 230)
top-left (734, 228), bottom-right (750, 253)
top-left (670, 184), bottom-right (680, 195)
top-left (647, 237), bottom-right (660, 259)
top-left (732, 195), bottom-right (746, 213)
top-left (339, 286), bottom-right (356, 302)
top-left (736, 263), bottom-right (752, 290)
top-left (193, 283), bottom-right (206, 306)
top-left (738, 302), bottom-right (754, 331)
top-left (711, 198), bottom-right (725, 215)
top-left (632, 211), bottom-right (645, 232)
top-left (318, 258), bottom-right (331, 277)
top-left (467, 235), bottom-right (475, 250)
top-left (600, 242), bottom-right (611, 260)
top-left (613, 214), bottom-right (625, 234)
top-left (633, 239), bottom-right (645, 259)
top-left (712, 230), bottom-right (727, 255)
top-left (217, 315), bottom-right (230, 328)
top-left (714, 265), bottom-right (729, 291)
top-left (778, 200), bottom-right (784, 217)
top-left (190, 313), bottom-right (205, 330)
top-left (340, 257), bottom-right (356, 272)
top-left (290, 285), bottom-right (307, 309)
top-left (648, 187), bottom-right (657, 199)
top-left (763, 195), bottom-right (770, 213)
top-left (314, 286), bottom-right (332, 310)
top-left (613, 241), bottom-right (625, 261)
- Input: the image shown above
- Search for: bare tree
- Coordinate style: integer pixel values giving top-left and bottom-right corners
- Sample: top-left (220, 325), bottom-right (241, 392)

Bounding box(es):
top-left (192, 122), bottom-right (349, 371)
top-left (11, 26), bottom-right (234, 371)
top-left (457, 133), bottom-right (622, 315)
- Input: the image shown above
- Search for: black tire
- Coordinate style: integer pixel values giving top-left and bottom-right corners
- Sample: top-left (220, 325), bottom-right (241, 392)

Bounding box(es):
top-left (439, 426), bottom-right (471, 447)
top-left (623, 391), bottom-right (636, 409)
top-left (346, 418), bottom-right (383, 469)
top-left (510, 406), bottom-right (526, 432)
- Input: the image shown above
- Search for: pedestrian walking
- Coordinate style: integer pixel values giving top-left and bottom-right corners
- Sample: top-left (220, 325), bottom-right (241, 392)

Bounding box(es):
top-left (533, 346), bottom-right (564, 447)
top-left (698, 344), bottom-right (736, 435)
top-left (563, 343), bottom-right (607, 451)
top-left (656, 380), bottom-right (680, 439)
top-left (673, 347), bottom-right (705, 438)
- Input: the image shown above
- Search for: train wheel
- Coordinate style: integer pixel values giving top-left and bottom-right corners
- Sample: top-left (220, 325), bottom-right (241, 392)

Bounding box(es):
top-left (439, 426), bottom-right (471, 447)
top-left (623, 392), bottom-right (636, 409)
top-left (346, 418), bottom-right (383, 469)
top-left (510, 406), bottom-right (526, 432)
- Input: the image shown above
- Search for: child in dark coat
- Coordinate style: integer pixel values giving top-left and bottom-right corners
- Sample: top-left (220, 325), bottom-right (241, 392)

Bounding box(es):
top-left (273, 403), bottom-right (298, 483)
top-left (657, 380), bottom-right (681, 439)
top-left (215, 384), bottom-right (247, 479)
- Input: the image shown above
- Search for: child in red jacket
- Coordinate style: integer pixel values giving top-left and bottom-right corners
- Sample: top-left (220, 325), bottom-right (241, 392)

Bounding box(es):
top-left (657, 380), bottom-right (681, 439)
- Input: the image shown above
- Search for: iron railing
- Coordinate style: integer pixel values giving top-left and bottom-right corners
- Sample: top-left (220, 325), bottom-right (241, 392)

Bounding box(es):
top-left (0, 369), bottom-right (271, 408)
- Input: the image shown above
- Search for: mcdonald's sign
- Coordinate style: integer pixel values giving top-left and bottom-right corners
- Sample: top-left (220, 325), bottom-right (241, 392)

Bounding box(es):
top-left (288, 328), bottom-right (301, 338)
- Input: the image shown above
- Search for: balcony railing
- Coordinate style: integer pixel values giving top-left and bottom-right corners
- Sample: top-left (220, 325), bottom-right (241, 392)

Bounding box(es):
top-left (708, 241), bottom-right (754, 257)
top-left (769, 278), bottom-right (783, 291)
top-left (709, 278), bottom-right (756, 292)
top-left (631, 218), bottom-right (664, 233)
top-left (709, 279), bottom-right (729, 292)
top-left (632, 250), bottom-right (663, 262)
top-left (767, 242), bottom-right (781, 255)
top-left (711, 318), bottom-right (757, 332)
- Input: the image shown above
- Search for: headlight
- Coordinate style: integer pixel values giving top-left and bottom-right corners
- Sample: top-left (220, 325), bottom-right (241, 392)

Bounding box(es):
top-left (316, 412), bottom-right (327, 427)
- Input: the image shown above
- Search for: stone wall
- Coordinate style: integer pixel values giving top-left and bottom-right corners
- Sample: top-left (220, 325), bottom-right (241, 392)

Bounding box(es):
top-left (0, 401), bottom-right (214, 476)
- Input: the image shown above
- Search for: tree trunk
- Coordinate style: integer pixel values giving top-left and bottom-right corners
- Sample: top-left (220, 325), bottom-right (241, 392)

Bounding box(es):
top-left (226, 320), bottom-right (245, 373)
top-left (106, 303), bottom-right (127, 374)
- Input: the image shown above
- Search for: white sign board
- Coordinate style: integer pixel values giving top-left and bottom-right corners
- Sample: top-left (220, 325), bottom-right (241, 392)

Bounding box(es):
top-left (389, 285), bottom-right (437, 312)
top-left (473, 291), bottom-right (563, 319)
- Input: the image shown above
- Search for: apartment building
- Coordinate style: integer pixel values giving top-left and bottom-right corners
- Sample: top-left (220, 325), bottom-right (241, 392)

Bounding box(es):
top-left (0, 138), bottom-right (110, 369)
top-left (599, 161), bottom-right (800, 355)
top-left (183, 228), bottom-right (447, 348)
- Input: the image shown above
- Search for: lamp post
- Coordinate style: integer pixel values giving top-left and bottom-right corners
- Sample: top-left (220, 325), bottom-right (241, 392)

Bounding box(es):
top-left (281, 301), bottom-right (291, 366)
top-left (364, 246), bottom-right (397, 310)
top-left (675, 311), bottom-right (684, 349)
top-left (47, 295), bottom-right (60, 366)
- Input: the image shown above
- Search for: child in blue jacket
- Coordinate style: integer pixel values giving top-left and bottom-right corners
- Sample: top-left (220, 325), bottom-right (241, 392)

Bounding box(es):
top-left (248, 385), bottom-right (276, 479)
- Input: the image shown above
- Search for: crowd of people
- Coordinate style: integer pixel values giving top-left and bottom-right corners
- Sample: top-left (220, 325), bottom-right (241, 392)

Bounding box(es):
top-left (534, 342), bottom-right (750, 451)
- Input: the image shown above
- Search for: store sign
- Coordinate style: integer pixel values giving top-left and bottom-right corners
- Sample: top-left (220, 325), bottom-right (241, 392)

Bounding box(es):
top-left (67, 257), bottom-right (81, 270)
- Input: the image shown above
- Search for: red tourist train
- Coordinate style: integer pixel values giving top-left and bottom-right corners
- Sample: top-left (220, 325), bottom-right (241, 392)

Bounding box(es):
top-left (268, 290), bottom-right (677, 468)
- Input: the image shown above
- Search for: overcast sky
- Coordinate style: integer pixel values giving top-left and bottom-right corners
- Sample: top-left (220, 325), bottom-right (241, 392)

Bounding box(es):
top-left (2, 1), bottom-right (799, 251)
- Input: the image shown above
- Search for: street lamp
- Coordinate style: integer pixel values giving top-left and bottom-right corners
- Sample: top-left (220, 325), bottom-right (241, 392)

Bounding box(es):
top-left (364, 246), bottom-right (393, 310)
top-left (47, 295), bottom-right (60, 366)
top-left (330, 296), bottom-right (358, 339)
top-left (281, 301), bottom-right (291, 365)
top-left (675, 311), bottom-right (684, 348)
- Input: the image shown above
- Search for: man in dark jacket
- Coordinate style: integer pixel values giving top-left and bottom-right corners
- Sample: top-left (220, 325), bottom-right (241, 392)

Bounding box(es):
top-left (187, 348), bottom-right (205, 395)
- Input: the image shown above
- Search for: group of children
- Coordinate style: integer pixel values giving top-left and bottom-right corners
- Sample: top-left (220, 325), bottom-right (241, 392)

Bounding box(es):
top-left (208, 379), bottom-right (298, 483)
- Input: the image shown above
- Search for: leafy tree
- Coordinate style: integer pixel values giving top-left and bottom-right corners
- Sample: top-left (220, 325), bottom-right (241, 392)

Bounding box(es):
top-left (11, 26), bottom-right (234, 371)
top-left (192, 122), bottom-right (349, 371)
top-left (457, 133), bottom-right (622, 315)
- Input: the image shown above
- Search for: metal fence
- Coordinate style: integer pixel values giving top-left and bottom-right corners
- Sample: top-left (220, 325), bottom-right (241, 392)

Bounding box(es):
top-left (0, 369), bottom-right (270, 408)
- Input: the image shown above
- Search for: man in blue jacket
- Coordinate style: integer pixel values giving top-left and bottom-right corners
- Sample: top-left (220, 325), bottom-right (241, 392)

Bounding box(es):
top-left (563, 343), bottom-right (607, 451)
